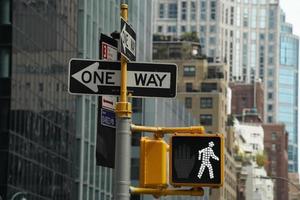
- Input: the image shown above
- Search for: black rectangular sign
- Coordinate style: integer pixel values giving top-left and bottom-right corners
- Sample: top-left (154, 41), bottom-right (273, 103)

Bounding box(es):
top-left (120, 17), bottom-right (136, 61)
top-left (68, 59), bottom-right (177, 98)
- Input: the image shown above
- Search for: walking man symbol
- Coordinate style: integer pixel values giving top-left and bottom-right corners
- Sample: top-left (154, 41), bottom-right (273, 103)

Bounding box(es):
top-left (197, 141), bottom-right (219, 179)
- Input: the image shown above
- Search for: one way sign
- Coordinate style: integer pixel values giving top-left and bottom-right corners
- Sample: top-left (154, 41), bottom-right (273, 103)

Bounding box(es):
top-left (120, 17), bottom-right (136, 61)
top-left (68, 59), bottom-right (177, 98)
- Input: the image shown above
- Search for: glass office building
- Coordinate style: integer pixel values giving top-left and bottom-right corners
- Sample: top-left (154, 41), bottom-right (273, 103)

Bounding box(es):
top-left (0, 0), bottom-right (78, 199)
top-left (278, 11), bottom-right (299, 172)
top-left (75, 0), bottom-right (120, 199)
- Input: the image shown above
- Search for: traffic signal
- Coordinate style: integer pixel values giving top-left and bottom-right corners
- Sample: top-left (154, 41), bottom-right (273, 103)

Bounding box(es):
top-left (140, 137), bottom-right (168, 188)
top-left (170, 134), bottom-right (224, 187)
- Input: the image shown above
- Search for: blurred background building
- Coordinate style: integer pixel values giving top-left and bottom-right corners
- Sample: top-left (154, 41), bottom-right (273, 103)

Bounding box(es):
top-left (0, 0), bottom-right (78, 199)
top-left (153, 40), bottom-right (236, 200)
top-left (153, 0), bottom-right (299, 177)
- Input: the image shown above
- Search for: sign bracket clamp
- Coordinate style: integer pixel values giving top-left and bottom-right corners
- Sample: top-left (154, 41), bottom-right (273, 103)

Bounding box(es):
top-left (130, 186), bottom-right (204, 197)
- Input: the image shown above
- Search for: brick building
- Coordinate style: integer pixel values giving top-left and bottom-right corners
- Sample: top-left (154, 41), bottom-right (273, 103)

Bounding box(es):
top-left (230, 82), bottom-right (264, 123)
top-left (262, 123), bottom-right (289, 200)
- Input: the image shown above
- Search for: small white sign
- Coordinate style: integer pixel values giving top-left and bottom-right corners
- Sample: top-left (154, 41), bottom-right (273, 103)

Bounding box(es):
top-left (102, 42), bottom-right (118, 61)
top-left (102, 96), bottom-right (116, 110)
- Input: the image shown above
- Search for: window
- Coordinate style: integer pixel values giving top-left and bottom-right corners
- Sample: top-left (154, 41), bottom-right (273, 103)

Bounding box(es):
top-left (159, 4), bottom-right (164, 18)
top-left (200, 97), bottom-right (213, 108)
top-left (268, 57), bottom-right (273, 64)
top-left (181, 1), bottom-right (187, 20)
top-left (268, 92), bottom-right (273, 99)
top-left (200, 26), bottom-right (206, 33)
top-left (210, 25), bottom-right (216, 33)
top-left (267, 80), bottom-right (273, 88)
top-left (190, 1), bottom-right (196, 21)
top-left (252, 143), bottom-right (258, 150)
top-left (268, 104), bottom-right (273, 111)
top-left (169, 47), bottom-right (181, 58)
top-left (39, 83), bottom-right (44, 92)
top-left (243, 8), bottom-right (248, 27)
top-left (183, 66), bottom-right (196, 76)
top-left (26, 82), bottom-right (31, 89)
top-left (0, 48), bottom-right (10, 77)
top-left (201, 83), bottom-right (217, 92)
top-left (185, 97), bottom-right (192, 108)
top-left (186, 82), bottom-right (193, 92)
top-left (167, 26), bottom-right (176, 33)
top-left (230, 6), bottom-right (234, 25)
top-left (269, 33), bottom-right (274, 41)
top-left (272, 132), bottom-right (277, 140)
top-left (268, 116), bottom-right (273, 123)
top-left (259, 33), bottom-right (265, 40)
top-left (271, 144), bottom-right (276, 151)
top-left (168, 3), bottom-right (177, 18)
top-left (209, 37), bottom-right (216, 45)
top-left (191, 26), bottom-right (196, 32)
top-left (209, 49), bottom-right (215, 57)
top-left (210, 1), bottom-right (216, 20)
top-left (158, 26), bottom-right (163, 33)
top-left (200, 37), bottom-right (206, 45)
top-left (181, 25), bottom-right (186, 32)
top-left (268, 69), bottom-right (273, 76)
top-left (200, 114), bottom-right (213, 125)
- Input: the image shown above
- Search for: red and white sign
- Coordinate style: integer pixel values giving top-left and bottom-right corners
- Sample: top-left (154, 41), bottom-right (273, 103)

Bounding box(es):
top-left (102, 42), bottom-right (118, 61)
top-left (102, 96), bottom-right (116, 110)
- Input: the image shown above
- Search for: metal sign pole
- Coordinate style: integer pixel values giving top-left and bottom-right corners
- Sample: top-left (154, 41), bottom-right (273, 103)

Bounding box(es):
top-left (114, 3), bottom-right (132, 200)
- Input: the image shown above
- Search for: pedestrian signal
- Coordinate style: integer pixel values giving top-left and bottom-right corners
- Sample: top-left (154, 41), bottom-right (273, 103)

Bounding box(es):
top-left (170, 134), bottom-right (224, 187)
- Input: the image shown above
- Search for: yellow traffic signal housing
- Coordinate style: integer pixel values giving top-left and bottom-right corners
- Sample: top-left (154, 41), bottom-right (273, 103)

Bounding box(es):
top-left (140, 137), bottom-right (168, 188)
top-left (170, 134), bottom-right (224, 188)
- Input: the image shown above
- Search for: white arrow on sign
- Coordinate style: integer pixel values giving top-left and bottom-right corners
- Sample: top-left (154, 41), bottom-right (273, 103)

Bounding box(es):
top-left (121, 23), bottom-right (136, 55)
top-left (72, 62), bottom-right (171, 92)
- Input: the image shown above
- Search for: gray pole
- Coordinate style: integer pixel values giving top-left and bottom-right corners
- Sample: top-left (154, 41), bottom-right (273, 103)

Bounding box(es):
top-left (114, 117), bottom-right (132, 200)
top-left (113, 4), bottom-right (131, 200)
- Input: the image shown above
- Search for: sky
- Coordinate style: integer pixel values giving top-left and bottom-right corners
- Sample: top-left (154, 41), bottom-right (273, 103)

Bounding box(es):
top-left (280, 0), bottom-right (300, 36)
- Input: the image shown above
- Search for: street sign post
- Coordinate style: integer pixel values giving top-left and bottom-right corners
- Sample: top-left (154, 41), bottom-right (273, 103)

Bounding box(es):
top-left (68, 59), bottom-right (177, 97)
top-left (170, 134), bottom-right (224, 187)
top-left (96, 34), bottom-right (118, 168)
top-left (120, 17), bottom-right (136, 61)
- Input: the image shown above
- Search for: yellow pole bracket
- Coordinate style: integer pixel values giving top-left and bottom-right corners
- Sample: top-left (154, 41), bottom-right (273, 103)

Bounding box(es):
top-left (115, 102), bottom-right (132, 118)
top-left (130, 186), bottom-right (204, 197)
top-left (131, 124), bottom-right (205, 137)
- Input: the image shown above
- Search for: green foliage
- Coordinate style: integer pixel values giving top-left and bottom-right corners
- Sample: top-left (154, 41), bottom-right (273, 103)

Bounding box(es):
top-left (256, 152), bottom-right (268, 167)
top-left (180, 32), bottom-right (199, 42)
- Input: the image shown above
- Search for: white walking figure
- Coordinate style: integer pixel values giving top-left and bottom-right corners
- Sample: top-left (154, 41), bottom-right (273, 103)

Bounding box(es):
top-left (197, 141), bottom-right (219, 179)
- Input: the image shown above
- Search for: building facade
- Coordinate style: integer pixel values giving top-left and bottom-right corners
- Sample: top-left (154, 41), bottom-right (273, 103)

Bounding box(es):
top-left (0, 0), bottom-right (78, 199)
top-left (262, 123), bottom-right (289, 200)
top-left (277, 10), bottom-right (299, 173)
top-left (288, 173), bottom-right (300, 200)
top-left (152, 0), bottom-right (281, 83)
top-left (234, 122), bottom-right (274, 200)
top-left (153, 40), bottom-right (237, 200)
top-left (153, 0), bottom-right (299, 130)
top-left (75, 0), bottom-right (120, 199)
